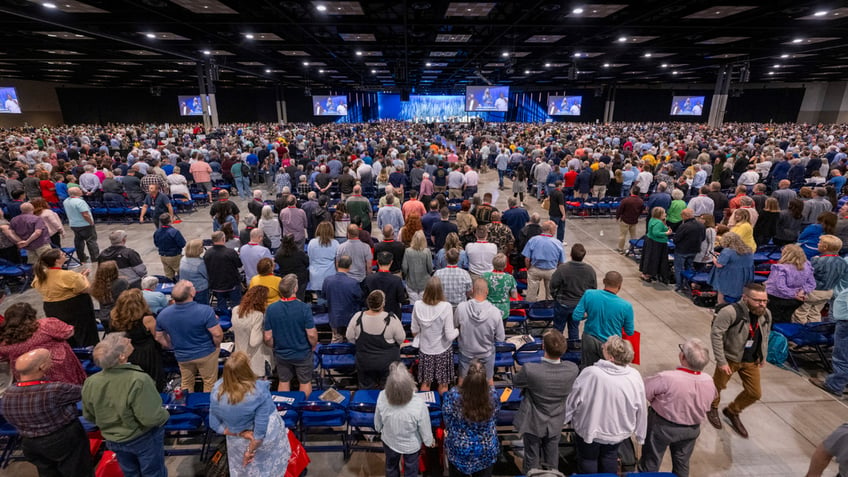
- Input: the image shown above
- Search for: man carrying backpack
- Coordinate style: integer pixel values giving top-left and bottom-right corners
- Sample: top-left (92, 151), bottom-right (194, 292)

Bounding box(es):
top-left (707, 282), bottom-right (772, 438)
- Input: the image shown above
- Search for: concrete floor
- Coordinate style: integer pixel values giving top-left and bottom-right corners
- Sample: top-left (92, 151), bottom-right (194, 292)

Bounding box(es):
top-left (1, 168), bottom-right (844, 476)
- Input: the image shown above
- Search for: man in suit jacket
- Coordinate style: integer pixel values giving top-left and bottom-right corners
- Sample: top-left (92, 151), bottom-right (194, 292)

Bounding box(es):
top-left (512, 330), bottom-right (579, 473)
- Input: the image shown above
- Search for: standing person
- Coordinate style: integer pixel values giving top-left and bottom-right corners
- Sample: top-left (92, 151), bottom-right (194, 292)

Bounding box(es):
top-left (231, 286), bottom-right (274, 377)
top-left (442, 359), bottom-right (500, 477)
top-left (9, 202), bottom-right (52, 265)
top-left (155, 281), bottom-right (223, 392)
top-left (707, 282), bottom-right (772, 439)
top-left (402, 230), bottom-right (433, 302)
top-left (139, 184), bottom-right (173, 229)
top-left (179, 239), bottom-right (209, 305)
top-left (82, 333), bottom-right (170, 477)
top-left (805, 423), bottom-right (848, 477)
top-left (336, 224), bottom-right (373, 282)
top-left (765, 244), bottom-right (815, 323)
top-left (434, 247), bottom-right (472, 307)
top-left (31, 198), bottom-right (63, 248)
top-left (323, 256), bottom-right (364, 342)
top-left (482, 253), bottom-right (518, 320)
top-left (709, 233), bottom-right (755, 304)
top-left (522, 220), bottom-right (565, 302)
top-left (616, 186), bottom-right (644, 254)
top-left (307, 221), bottom-right (340, 297)
top-left (550, 243), bottom-right (597, 348)
top-left (347, 290), bottom-right (405, 389)
top-left (375, 362), bottom-right (435, 477)
top-left (795, 235), bottom-right (848, 324)
top-left (573, 271), bottom-right (635, 368)
top-left (640, 206), bottom-right (672, 283)
top-left (455, 279), bottom-right (505, 385)
top-left (263, 274), bottom-right (317, 395)
top-left (31, 249), bottom-right (99, 347)
top-left (205, 230), bottom-right (243, 313)
top-left (512, 330), bottom-right (579, 474)
top-left (152, 213), bottom-right (185, 281)
top-left (411, 277), bottom-right (459, 394)
top-left (63, 187), bottom-right (99, 262)
top-left (565, 335), bottom-right (647, 475)
top-left (98, 230), bottom-right (148, 288)
top-left (637, 338), bottom-right (716, 477)
top-left (109, 289), bottom-right (165, 391)
top-left (465, 225), bottom-right (498, 280)
top-left (240, 228), bottom-right (273, 283)
top-left (1, 348), bottom-right (93, 477)
top-left (209, 351), bottom-right (291, 477)
top-left (547, 180), bottom-right (567, 242)
top-left (279, 195), bottom-right (308, 250)
top-left (190, 155), bottom-right (214, 202)
top-left (673, 208), bottom-right (706, 293)
top-left (364, 251), bottom-right (406, 317)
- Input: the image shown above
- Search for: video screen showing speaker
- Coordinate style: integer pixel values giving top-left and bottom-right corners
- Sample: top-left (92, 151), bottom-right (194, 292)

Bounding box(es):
top-left (547, 95), bottom-right (582, 116)
top-left (313, 95), bottom-right (348, 116)
top-left (465, 86), bottom-right (509, 112)
top-left (670, 95), bottom-right (705, 116)
top-left (178, 95), bottom-right (205, 116)
top-left (0, 87), bottom-right (21, 114)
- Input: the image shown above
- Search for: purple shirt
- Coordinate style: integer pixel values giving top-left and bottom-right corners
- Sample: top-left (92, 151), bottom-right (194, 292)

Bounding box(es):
top-left (279, 207), bottom-right (308, 243)
top-left (10, 214), bottom-right (50, 251)
top-left (644, 368), bottom-right (716, 426)
top-left (765, 262), bottom-right (816, 299)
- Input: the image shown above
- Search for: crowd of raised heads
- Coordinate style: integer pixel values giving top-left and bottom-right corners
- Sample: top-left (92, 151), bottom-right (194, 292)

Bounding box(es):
top-left (1, 120), bottom-right (848, 477)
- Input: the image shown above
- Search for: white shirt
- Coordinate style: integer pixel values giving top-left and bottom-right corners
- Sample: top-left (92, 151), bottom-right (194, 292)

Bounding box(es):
top-left (374, 393), bottom-right (434, 454)
top-left (465, 241), bottom-right (497, 276)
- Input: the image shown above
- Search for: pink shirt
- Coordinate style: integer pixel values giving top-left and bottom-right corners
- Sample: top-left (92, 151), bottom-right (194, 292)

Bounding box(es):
top-left (643, 368), bottom-right (716, 426)
top-left (190, 161), bottom-right (212, 183)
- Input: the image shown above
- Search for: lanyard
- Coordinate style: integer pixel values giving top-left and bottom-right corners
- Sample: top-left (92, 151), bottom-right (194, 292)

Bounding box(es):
top-left (748, 321), bottom-right (759, 339)
top-left (446, 265), bottom-right (458, 268)
top-left (280, 297), bottom-right (296, 302)
top-left (540, 234), bottom-right (553, 237)
top-left (16, 380), bottom-right (50, 387)
top-left (676, 367), bottom-right (701, 375)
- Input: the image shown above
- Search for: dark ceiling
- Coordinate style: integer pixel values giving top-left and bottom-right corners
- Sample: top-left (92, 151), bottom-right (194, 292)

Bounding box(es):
top-left (0, 0), bottom-right (846, 92)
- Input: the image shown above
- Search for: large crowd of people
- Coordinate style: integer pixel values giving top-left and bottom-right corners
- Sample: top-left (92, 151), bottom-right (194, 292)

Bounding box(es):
top-left (0, 120), bottom-right (846, 476)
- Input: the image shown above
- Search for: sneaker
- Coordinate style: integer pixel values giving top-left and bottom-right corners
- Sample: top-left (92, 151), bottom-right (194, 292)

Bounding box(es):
top-left (809, 377), bottom-right (842, 397)
top-left (706, 408), bottom-right (722, 429)
top-left (722, 407), bottom-right (748, 438)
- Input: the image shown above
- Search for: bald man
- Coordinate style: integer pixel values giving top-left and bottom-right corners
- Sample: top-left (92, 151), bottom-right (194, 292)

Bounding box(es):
top-left (8, 201), bottom-right (51, 264)
top-left (2, 349), bottom-right (93, 476)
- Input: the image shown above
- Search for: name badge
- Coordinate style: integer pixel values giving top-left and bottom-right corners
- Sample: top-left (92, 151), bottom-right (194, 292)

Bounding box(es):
top-left (745, 339), bottom-right (754, 348)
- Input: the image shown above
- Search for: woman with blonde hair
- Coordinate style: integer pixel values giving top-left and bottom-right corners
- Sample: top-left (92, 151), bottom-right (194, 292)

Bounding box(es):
top-left (231, 286), bottom-right (274, 376)
top-left (110, 288), bottom-right (164, 390)
top-left (434, 231), bottom-right (469, 270)
top-left (402, 230), bottom-right (433, 302)
top-left (798, 211), bottom-right (837, 259)
top-left (708, 232), bottom-right (755, 304)
top-left (765, 244), bottom-right (815, 323)
top-left (730, 208), bottom-right (757, 251)
top-left (306, 221), bottom-right (339, 295)
top-left (209, 351), bottom-right (291, 476)
top-left (694, 214), bottom-right (717, 271)
top-left (180, 238), bottom-right (209, 304)
top-left (411, 276), bottom-right (459, 394)
top-left (640, 206), bottom-right (672, 283)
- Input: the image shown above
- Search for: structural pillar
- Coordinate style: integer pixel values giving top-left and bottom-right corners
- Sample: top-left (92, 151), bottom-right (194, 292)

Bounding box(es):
top-left (603, 85), bottom-right (616, 123)
top-left (708, 64), bottom-right (733, 128)
top-left (196, 60), bottom-right (220, 130)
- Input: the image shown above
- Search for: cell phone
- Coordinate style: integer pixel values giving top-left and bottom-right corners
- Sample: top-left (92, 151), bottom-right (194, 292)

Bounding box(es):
top-left (500, 387), bottom-right (513, 402)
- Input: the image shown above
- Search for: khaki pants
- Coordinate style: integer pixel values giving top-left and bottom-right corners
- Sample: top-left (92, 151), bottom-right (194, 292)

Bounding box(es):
top-left (178, 349), bottom-right (219, 392)
top-left (711, 361), bottom-right (761, 414)
top-left (618, 221), bottom-right (638, 250)
top-left (593, 185), bottom-right (607, 199)
top-left (793, 289), bottom-right (833, 324)
top-left (160, 254), bottom-right (182, 281)
top-left (527, 266), bottom-right (555, 302)
top-left (449, 188), bottom-right (463, 199)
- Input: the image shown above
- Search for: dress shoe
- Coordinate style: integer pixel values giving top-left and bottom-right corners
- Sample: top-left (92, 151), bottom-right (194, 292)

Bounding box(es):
top-left (809, 377), bottom-right (842, 397)
top-left (722, 408), bottom-right (748, 438)
top-left (706, 408), bottom-right (722, 429)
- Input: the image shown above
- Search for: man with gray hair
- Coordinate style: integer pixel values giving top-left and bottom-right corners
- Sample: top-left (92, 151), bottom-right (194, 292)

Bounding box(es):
top-left (637, 338), bottom-right (716, 477)
top-left (336, 224), bottom-right (373, 282)
top-left (82, 334), bottom-right (169, 477)
top-left (456, 278), bottom-right (505, 385)
top-left (377, 193), bottom-right (405, 232)
top-left (63, 186), bottom-right (99, 263)
top-left (155, 280), bottom-right (222, 392)
top-left (98, 229), bottom-right (147, 287)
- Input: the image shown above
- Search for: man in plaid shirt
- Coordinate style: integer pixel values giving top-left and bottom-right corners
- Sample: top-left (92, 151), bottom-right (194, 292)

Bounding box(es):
top-left (434, 248), bottom-right (472, 307)
top-left (1, 348), bottom-right (93, 476)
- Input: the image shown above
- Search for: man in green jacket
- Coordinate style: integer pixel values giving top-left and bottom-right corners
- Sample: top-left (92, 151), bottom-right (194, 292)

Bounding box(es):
top-left (82, 333), bottom-right (169, 477)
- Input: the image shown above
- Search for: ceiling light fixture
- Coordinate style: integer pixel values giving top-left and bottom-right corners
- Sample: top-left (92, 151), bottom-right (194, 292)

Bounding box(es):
top-left (303, 61), bottom-right (309, 66)
top-left (618, 36), bottom-right (627, 42)
top-left (202, 50), bottom-right (211, 55)
top-left (572, 7), bottom-right (584, 14)
top-left (316, 4), bottom-right (327, 11)
top-left (769, 71), bottom-right (775, 75)
top-left (814, 10), bottom-right (828, 16)
top-left (773, 64), bottom-right (780, 68)
top-left (502, 51), bottom-right (509, 57)
top-left (661, 63), bottom-right (668, 68)
top-left (544, 63), bottom-right (551, 67)
top-left (42, 2), bottom-right (56, 7)
top-left (780, 54), bottom-right (789, 58)
top-left (425, 62), bottom-right (432, 67)
top-left (371, 69), bottom-right (376, 73)
top-left (356, 50), bottom-right (363, 56)
top-left (145, 33), bottom-right (156, 39)
top-left (245, 33), bottom-right (255, 39)
top-left (672, 71), bottom-right (679, 75)
top-left (792, 38), bottom-right (803, 43)
top-left (264, 68), bottom-right (271, 73)
top-left (524, 69), bottom-right (530, 74)
top-left (603, 63), bottom-right (610, 67)
top-left (319, 69), bottom-right (324, 73)
top-left (573, 52), bottom-right (582, 57)
top-left (644, 52), bottom-right (652, 57)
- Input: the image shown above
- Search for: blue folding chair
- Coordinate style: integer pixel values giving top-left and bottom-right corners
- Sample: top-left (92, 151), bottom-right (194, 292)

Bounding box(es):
top-left (773, 321), bottom-right (835, 372)
top-left (0, 401), bottom-right (20, 468)
top-left (514, 339), bottom-right (543, 366)
top-left (494, 342), bottom-right (516, 381)
top-left (162, 392), bottom-right (207, 456)
top-left (300, 390), bottom-right (351, 457)
top-left (272, 391), bottom-right (305, 430)
top-left (528, 300), bottom-right (556, 334)
top-left (347, 390), bottom-right (381, 454)
top-left (316, 343), bottom-right (357, 389)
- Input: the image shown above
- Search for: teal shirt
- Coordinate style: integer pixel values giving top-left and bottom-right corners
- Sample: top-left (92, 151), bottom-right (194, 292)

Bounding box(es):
top-left (63, 196), bottom-right (92, 228)
top-left (572, 289), bottom-right (635, 341)
top-left (647, 218), bottom-right (669, 243)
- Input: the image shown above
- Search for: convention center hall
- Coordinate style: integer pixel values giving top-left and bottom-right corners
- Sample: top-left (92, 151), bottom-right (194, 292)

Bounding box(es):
top-left (0, 1), bottom-right (845, 476)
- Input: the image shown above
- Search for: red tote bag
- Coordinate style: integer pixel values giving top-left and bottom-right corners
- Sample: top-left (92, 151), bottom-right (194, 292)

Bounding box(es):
top-left (284, 429), bottom-right (310, 477)
top-left (622, 330), bottom-right (641, 365)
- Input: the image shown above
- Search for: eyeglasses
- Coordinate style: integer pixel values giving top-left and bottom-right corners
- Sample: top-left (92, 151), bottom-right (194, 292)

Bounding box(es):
top-left (678, 343), bottom-right (684, 353)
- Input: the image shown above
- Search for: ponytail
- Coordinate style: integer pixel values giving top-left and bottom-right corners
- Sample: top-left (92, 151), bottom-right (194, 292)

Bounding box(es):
top-left (34, 248), bottom-right (61, 283)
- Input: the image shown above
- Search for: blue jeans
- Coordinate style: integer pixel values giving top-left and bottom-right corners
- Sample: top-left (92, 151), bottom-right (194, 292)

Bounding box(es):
top-left (194, 288), bottom-right (210, 305)
top-left (214, 287), bottom-right (242, 314)
top-left (554, 303), bottom-right (579, 342)
top-left (825, 320), bottom-right (848, 393)
top-left (674, 253), bottom-right (696, 291)
top-left (106, 426), bottom-right (167, 477)
top-left (575, 433), bottom-right (620, 474)
top-left (235, 176), bottom-right (250, 197)
top-left (552, 217), bottom-right (565, 242)
top-left (498, 169), bottom-right (506, 187)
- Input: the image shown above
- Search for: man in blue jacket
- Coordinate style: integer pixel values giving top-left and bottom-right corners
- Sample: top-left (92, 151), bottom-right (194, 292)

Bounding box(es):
top-left (152, 213), bottom-right (186, 280)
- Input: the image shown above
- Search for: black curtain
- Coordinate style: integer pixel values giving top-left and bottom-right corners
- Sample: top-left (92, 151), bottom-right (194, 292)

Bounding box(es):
top-left (724, 88), bottom-right (804, 123)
